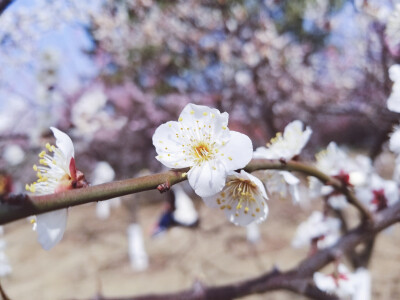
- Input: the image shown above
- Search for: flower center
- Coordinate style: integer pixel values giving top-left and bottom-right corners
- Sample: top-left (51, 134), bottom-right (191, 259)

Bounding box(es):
top-left (192, 142), bottom-right (212, 162)
top-left (227, 178), bottom-right (262, 216)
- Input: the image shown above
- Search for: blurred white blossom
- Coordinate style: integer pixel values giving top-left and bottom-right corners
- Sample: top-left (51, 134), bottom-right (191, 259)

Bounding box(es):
top-left (2, 144), bottom-right (25, 166)
top-left (314, 264), bottom-right (358, 299)
top-left (292, 211), bottom-right (340, 250)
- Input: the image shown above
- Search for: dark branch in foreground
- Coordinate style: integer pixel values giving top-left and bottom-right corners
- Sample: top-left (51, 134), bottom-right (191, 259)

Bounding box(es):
top-left (0, 159), bottom-right (371, 225)
top-left (0, 0), bottom-right (13, 16)
top-left (75, 201), bottom-right (400, 300)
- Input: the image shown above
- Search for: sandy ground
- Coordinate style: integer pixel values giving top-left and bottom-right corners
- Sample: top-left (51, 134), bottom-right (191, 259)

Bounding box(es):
top-left (1, 186), bottom-right (400, 300)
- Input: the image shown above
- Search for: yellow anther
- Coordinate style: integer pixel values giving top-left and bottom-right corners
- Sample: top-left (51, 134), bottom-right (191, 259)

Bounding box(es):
top-left (244, 207), bottom-right (249, 214)
top-left (159, 140), bottom-right (163, 144)
top-left (256, 207), bottom-right (260, 212)
top-left (30, 218), bottom-right (36, 224)
top-left (38, 150), bottom-right (46, 158)
top-left (37, 172), bottom-right (42, 179)
top-left (25, 184), bottom-right (30, 191)
top-left (216, 198), bottom-right (221, 205)
top-left (221, 192), bottom-right (225, 197)
top-left (212, 166), bottom-right (216, 170)
top-left (235, 213), bottom-right (239, 217)
top-left (236, 204), bottom-right (242, 210)
top-left (190, 110), bottom-right (194, 115)
top-left (252, 213), bottom-right (255, 217)
top-left (178, 117), bottom-right (183, 122)
top-left (211, 113), bottom-right (215, 118)
top-left (227, 205), bottom-right (232, 210)
top-left (203, 112), bottom-right (208, 116)
top-left (30, 185), bottom-right (36, 193)
top-left (168, 124), bottom-right (172, 127)
top-left (228, 157), bottom-right (232, 161)
top-left (39, 159), bottom-right (48, 166)
top-left (181, 172), bottom-right (187, 178)
top-left (45, 143), bottom-right (53, 152)
top-left (220, 205), bottom-right (226, 210)
top-left (222, 126), bottom-right (227, 130)
top-left (52, 159), bottom-right (57, 165)
top-left (33, 164), bottom-right (38, 171)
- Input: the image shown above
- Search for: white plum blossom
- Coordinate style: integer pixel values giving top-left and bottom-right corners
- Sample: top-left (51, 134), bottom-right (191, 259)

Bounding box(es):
top-left (26, 127), bottom-right (85, 250)
top-left (253, 120), bottom-right (312, 161)
top-left (314, 264), bottom-right (358, 299)
top-left (310, 143), bottom-right (372, 209)
top-left (355, 174), bottom-right (399, 212)
top-left (253, 120), bottom-right (311, 203)
top-left (72, 88), bottom-right (127, 139)
top-left (262, 170), bottom-right (301, 203)
top-left (292, 211), bottom-right (340, 250)
top-left (386, 64), bottom-right (400, 113)
top-left (202, 170), bottom-right (268, 226)
top-left (153, 103), bottom-right (253, 197)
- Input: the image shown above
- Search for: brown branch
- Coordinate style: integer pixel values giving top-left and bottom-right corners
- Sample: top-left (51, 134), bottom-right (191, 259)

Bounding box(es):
top-left (0, 159), bottom-right (372, 225)
top-left (0, 169), bottom-right (189, 225)
top-left (75, 201), bottom-right (400, 300)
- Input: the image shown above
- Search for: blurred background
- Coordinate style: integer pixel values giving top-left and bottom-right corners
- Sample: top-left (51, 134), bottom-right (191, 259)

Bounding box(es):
top-left (1, 0), bottom-right (400, 299)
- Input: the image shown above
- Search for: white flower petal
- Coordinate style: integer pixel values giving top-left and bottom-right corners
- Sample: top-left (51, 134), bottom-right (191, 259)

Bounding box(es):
top-left (253, 146), bottom-right (274, 159)
top-left (36, 209), bottom-right (68, 250)
top-left (389, 64), bottom-right (400, 82)
top-left (229, 195), bottom-right (268, 226)
top-left (281, 171), bottom-right (300, 185)
top-left (254, 120), bottom-right (311, 160)
top-left (188, 161), bottom-right (226, 197)
top-left (314, 272), bottom-right (337, 292)
top-left (50, 127), bottom-right (75, 160)
top-left (179, 103), bottom-right (229, 130)
top-left (203, 170), bottom-right (268, 226)
top-left (387, 90), bottom-right (400, 113)
top-left (220, 131), bottom-right (253, 170)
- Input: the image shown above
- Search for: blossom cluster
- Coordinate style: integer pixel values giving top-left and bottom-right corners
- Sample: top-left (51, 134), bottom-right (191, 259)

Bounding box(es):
top-left (153, 103), bottom-right (312, 226)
